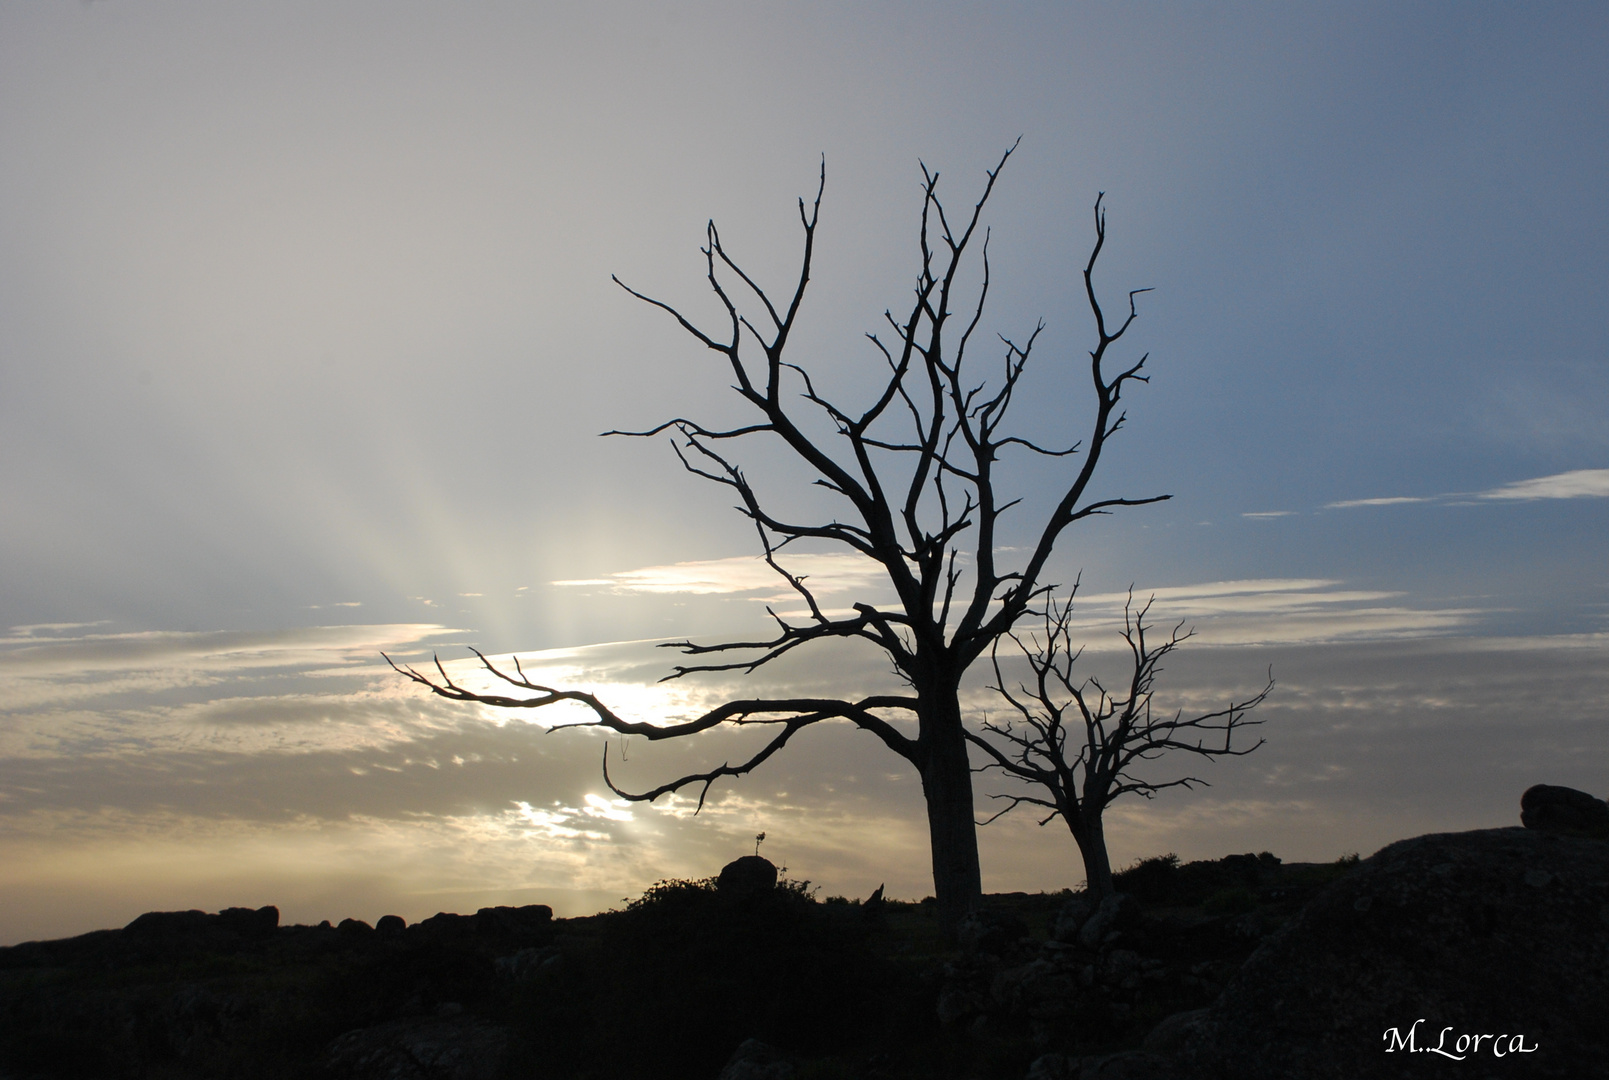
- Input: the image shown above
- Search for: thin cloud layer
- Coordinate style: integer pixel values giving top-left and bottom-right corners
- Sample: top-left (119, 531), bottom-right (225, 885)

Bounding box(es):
top-left (552, 552), bottom-right (889, 600)
top-left (0, 624), bottom-right (462, 712)
top-left (1029, 579), bottom-right (1477, 647)
top-left (5, 623), bottom-right (1608, 944)
top-left (1325, 468), bottom-right (1609, 510)
top-left (0, 624), bottom-right (457, 678)
top-left (1478, 468), bottom-right (1609, 501)
top-left (0, 579), bottom-right (1538, 943)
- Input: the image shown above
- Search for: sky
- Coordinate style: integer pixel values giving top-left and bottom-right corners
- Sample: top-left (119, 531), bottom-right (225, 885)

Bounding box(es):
top-left (2, 1), bottom-right (1606, 944)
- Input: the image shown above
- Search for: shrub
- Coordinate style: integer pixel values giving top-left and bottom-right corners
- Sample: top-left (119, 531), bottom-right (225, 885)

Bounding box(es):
top-left (1112, 854), bottom-right (1181, 902)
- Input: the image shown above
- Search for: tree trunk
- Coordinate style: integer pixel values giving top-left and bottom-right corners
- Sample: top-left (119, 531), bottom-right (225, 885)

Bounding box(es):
top-left (917, 686), bottom-right (983, 930)
top-left (1070, 809), bottom-right (1115, 899)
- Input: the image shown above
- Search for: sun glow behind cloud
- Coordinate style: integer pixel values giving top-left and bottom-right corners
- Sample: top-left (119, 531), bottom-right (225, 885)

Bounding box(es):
top-left (552, 552), bottom-right (889, 599)
top-left (6, 612), bottom-right (1608, 945)
top-left (0, 575), bottom-right (1563, 944)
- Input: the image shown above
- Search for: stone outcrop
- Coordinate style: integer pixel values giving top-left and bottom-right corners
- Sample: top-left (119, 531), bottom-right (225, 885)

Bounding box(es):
top-left (125, 905), bottom-right (279, 940)
top-left (937, 893), bottom-right (1218, 1047)
top-left (1177, 827), bottom-right (1609, 1079)
top-left (410, 905), bottom-right (553, 942)
top-left (1520, 783), bottom-right (1609, 838)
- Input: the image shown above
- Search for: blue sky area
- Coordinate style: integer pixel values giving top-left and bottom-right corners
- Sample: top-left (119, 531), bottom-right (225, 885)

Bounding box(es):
top-left (1, 2), bottom-right (1606, 943)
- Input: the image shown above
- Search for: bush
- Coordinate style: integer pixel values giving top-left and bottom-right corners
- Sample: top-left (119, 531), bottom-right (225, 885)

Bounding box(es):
top-left (517, 874), bottom-right (918, 1080)
top-left (1112, 854), bottom-right (1181, 902)
top-left (1202, 887), bottom-right (1257, 916)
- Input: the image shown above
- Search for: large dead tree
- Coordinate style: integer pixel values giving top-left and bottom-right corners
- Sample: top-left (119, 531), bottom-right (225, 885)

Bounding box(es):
top-left (970, 589), bottom-right (1271, 898)
top-left (389, 145), bottom-right (1168, 927)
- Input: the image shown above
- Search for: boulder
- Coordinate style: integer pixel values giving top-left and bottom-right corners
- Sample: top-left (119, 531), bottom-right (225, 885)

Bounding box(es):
top-left (1520, 784), bottom-right (1609, 839)
top-left (473, 904), bottom-right (554, 937)
top-left (1026, 1050), bottom-right (1177, 1079)
top-left (324, 1014), bottom-right (513, 1080)
top-left (123, 906), bottom-right (279, 944)
top-left (1178, 828), bottom-right (1609, 1078)
top-left (411, 911), bottom-right (476, 940)
top-left (1140, 1008), bottom-right (1210, 1056)
top-left (217, 905), bottom-right (279, 937)
top-left (1077, 893), bottom-right (1141, 949)
top-left (1051, 895), bottom-right (1096, 943)
top-left (123, 910), bottom-right (213, 936)
top-left (957, 908), bottom-right (1030, 957)
top-left (716, 855), bottom-right (778, 895)
top-left (717, 1038), bottom-right (797, 1080)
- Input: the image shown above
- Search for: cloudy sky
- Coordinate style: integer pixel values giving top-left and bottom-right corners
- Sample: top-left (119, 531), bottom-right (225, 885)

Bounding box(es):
top-left (2, 2), bottom-right (1606, 944)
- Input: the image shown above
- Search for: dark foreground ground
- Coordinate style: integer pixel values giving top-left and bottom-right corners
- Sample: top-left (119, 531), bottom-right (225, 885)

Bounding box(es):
top-left (0, 852), bottom-right (1357, 1080)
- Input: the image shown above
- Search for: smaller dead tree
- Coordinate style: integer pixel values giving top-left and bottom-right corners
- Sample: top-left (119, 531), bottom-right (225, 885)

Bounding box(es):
top-left (967, 588), bottom-right (1271, 898)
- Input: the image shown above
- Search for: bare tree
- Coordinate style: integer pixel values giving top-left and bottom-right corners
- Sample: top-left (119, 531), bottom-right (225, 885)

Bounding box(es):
top-left (969, 589), bottom-right (1271, 898)
top-left (388, 144), bottom-right (1169, 927)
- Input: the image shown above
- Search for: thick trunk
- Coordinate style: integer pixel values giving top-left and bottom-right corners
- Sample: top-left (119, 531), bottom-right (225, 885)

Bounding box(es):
top-left (917, 687), bottom-right (983, 930)
top-left (1070, 810), bottom-right (1115, 898)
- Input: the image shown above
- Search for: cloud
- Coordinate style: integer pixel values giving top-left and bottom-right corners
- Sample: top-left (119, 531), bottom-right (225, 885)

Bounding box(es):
top-left (0, 624), bottom-right (457, 680)
top-left (1476, 468), bottom-right (1609, 501)
top-left (0, 624), bottom-right (465, 714)
top-left (6, 630), bottom-right (1609, 943)
top-left (1241, 511), bottom-right (1296, 519)
top-left (1052, 579), bottom-right (1478, 646)
top-left (1325, 468), bottom-right (1609, 510)
top-left (552, 553), bottom-right (889, 599)
top-left (1324, 496), bottom-right (1431, 509)
top-left (0, 587), bottom-right (1553, 944)
top-left (3, 622), bottom-right (111, 640)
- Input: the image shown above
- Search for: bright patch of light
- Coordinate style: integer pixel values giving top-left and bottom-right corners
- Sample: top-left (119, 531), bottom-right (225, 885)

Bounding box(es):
top-left (552, 552), bottom-right (888, 598)
top-left (583, 793), bottom-right (634, 821)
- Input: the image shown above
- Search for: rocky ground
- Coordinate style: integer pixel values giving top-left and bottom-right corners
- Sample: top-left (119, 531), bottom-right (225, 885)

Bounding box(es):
top-left (0, 852), bottom-right (1349, 1080)
top-left (3, 789), bottom-right (1605, 1080)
